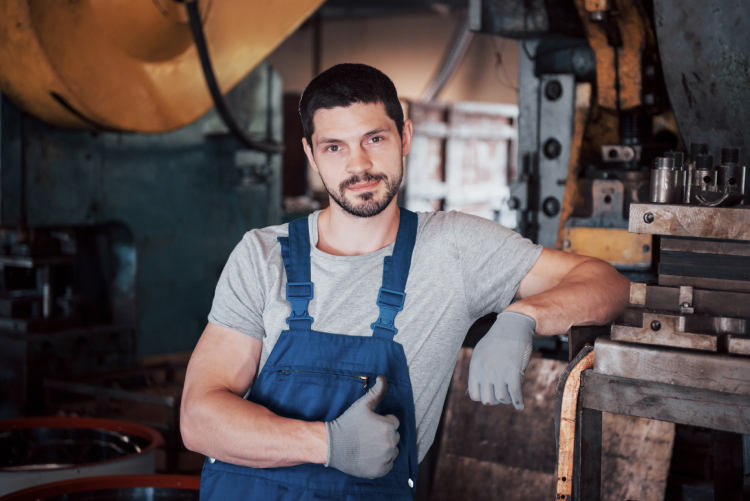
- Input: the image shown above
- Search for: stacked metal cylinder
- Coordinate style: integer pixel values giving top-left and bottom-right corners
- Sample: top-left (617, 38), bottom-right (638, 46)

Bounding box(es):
top-left (649, 143), bottom-right (746, 207)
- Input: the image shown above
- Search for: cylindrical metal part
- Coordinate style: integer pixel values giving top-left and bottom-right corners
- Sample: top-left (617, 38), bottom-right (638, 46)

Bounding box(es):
top-left (650, 158), bottom-right (677, 203)
top-left (664, 150), bottom-right (685, 169)
top-left (697, 168), bottom-right (716, 191)
top-left (695, 154), bottom-right (714, 171)
top-left (664, 151), bottom-right (686, 203)
top-left (0, 417), bottom-right (162, 497)
top-left (690, 142), bottom-right (709, 161)
top-left (653, 157), bottom-right (675, 169)
top-left (718, 165), bottom-right (746, 194)
top-left (721, 146), bottom-right (740, 165)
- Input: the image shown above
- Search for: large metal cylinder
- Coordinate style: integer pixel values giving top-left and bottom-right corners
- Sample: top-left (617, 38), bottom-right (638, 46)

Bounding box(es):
top-left (0, 417), bottom-right (162, 497)
top-left (0, 0), bottom-right (323, 132)
top-left (0, 474), bottom-right (199, 501)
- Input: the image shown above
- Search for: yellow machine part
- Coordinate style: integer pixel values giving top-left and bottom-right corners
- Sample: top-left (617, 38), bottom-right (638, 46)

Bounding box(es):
top-left (561, 227), bottom-right (652, 269)
top-left (0, 0), bottom-right (324, 132)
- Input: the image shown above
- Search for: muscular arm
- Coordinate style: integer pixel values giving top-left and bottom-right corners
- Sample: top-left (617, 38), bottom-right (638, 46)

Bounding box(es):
top-left (180, 322), bottom-right (328, 467)
top-left (505, 248), bottom-right (630, 335)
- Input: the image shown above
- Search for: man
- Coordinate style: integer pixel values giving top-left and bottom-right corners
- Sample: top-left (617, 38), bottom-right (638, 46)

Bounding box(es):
top-left (181, 63), bottom-right (629, 500)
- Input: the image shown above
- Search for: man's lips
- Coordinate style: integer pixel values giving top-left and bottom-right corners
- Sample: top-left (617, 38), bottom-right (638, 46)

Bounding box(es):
top-left (346, 179), bottom-right (381, 192)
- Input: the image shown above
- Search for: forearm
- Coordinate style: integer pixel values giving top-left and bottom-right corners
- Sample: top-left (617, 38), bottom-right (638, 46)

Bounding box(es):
top-left (506, 258), bottom-right (629, 335)
top-left (180, 387), bottom-right (327, 468)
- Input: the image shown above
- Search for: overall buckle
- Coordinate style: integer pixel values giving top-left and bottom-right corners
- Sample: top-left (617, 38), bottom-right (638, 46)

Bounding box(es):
top-left (286, 282), bottom-right (314, 324)
top-left (370, 288), bottom-right (406, 335)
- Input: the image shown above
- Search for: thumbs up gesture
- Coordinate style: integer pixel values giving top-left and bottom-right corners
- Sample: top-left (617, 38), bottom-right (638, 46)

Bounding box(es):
top-left (325, 376), bottom-right (400, 479)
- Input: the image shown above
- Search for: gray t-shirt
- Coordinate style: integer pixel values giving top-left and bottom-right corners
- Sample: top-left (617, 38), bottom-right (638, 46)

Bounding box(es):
top-left (208, 210), bottom-right (542, 462)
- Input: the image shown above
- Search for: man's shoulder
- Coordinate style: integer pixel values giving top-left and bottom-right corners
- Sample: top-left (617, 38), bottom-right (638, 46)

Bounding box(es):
top-left (415, 210), bottom-right (513, 238)
top-left (232, 220), bottom-right (292, 264)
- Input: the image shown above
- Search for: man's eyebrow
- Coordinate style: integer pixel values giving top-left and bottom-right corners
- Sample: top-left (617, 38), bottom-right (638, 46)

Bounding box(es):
top-left (316, 137), bottom-right (342, 145)
top-left (363, 127), bottom-right (390, 137)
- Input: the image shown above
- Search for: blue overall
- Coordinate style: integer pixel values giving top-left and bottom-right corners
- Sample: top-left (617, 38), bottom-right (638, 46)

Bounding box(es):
top-left (200, 208), bottom-right (419, 500)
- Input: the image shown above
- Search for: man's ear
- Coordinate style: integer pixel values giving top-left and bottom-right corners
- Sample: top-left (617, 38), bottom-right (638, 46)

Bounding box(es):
top-left (401, 119), bottom-right (413, 157)
top-left (302, 138), bottom-right (320, 174)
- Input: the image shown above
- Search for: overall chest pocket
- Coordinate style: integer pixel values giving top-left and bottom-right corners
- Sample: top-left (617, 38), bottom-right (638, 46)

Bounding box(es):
top-left (273, 370), bottom-right (370, 422)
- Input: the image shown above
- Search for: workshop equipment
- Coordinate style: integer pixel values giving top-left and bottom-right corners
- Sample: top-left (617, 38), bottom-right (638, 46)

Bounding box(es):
top-left (0, 475), bottom-right (199, 501)
top-left (0, 61), bottom-right (283, 414)
top-left (0, 417), bottom-right (162, 496)
top-left (0, 0), bottom-right (322, 132)
top-left (562, 147), bottom-right (750, 499)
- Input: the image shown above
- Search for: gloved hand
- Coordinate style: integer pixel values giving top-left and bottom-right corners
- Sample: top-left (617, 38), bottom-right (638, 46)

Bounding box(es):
top-left (325, 375), bottom-right (400, 479)
top-left (468, 311), bottom-right (535, 410)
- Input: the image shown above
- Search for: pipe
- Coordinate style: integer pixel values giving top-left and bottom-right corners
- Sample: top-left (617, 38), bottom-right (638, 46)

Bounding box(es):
top-left (185, 0), bottom-right (284, 155)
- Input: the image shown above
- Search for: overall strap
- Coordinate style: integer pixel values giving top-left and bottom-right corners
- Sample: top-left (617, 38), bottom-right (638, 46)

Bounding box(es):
top-left (371, 208), bottom-right (418, 339)
top-left (277, 217), bottom-right (314, 330)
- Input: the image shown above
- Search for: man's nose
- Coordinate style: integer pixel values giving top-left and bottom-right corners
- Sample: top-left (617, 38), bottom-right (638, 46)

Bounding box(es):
top-left (346, 144), bottom-right (373, 174)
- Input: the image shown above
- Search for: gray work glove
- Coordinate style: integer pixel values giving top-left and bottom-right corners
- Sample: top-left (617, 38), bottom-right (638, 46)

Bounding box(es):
top-left (468, 311), bottom-right (535, 410)
top-left (325, 375), bottom-right (400, 479)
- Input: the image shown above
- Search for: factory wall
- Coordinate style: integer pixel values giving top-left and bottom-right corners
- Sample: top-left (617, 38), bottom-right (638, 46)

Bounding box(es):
top-left (266, 11), bottom-right (519, 105)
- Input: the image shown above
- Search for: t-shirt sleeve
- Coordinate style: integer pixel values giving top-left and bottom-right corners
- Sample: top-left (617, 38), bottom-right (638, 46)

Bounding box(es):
top-left (450, 211), bottom-right (543, 319)
top-left (207, 232), bottom-right (268, 340)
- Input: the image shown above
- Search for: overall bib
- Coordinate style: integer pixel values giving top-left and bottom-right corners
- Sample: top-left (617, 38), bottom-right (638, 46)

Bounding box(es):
top-left (200, 208), bottom-right (420, 500)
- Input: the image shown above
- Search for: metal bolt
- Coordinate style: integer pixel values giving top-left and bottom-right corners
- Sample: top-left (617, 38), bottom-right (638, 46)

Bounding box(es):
top-left (650, 320), bottom-right (661, 331)
top-left (544, 80), bottom-right (563, 101)
top-left (643, 212), bottom-right (654, 224)
top-left (542, 197), bottom-right (560, 217)
top-left (543, 139), bottom-right (562, 159)
top-left (643, 244), bottom-right (650, 253)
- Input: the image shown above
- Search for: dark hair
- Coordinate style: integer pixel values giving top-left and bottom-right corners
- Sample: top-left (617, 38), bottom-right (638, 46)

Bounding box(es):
top-left (299, 63), bottom-right (404, 147)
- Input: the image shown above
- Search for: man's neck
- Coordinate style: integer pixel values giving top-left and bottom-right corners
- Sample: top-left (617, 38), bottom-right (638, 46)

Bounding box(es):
top-left (316, 201), bottom-right (400, 256)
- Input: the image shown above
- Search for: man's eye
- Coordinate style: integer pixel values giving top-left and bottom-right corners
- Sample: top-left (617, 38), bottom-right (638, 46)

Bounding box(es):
top-left (327, 145), bottom-right (339, 152)
top-left (371, 136), bottom-right (382, 143)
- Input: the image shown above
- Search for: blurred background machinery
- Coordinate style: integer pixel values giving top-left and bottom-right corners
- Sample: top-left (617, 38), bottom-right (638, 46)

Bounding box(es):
top-left (0, 0), bottom-right (748, 499)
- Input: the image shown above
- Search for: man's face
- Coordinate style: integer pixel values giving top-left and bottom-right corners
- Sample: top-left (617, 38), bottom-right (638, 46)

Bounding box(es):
top-left (303, 102), bottom-right (412, 218)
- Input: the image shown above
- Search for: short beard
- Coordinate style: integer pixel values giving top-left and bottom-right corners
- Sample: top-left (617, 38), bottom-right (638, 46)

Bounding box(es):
top-left (322, 168), bottom-right (402, 218)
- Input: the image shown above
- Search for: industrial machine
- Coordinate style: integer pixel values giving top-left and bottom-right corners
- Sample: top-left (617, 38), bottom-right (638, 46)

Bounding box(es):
top-left (0, 0), bottom-right (331, 419)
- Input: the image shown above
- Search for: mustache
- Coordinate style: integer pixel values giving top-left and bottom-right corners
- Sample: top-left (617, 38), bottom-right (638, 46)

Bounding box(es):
top-left (339, 172), bottom-right (389, 192)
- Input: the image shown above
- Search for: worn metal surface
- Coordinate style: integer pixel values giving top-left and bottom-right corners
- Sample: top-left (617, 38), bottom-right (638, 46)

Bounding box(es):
top-left (0, 62), bottom-right (282, 356)
top-left (635, 283), bottom-right (750, 318)
top-left (581, 371), bottom-right (750, 436)
top-left (593, 337), bottom-right (750, 395)
top-left (611, 312), bottom-right (720, 352)
top-left (537, 74), bottom-right (575, 248)
top-left (653, 0), bottom-right (750, 199)
top-left (0, 0), bottom-right (322, 132)
top-left (629, 203), bottom-right (750, 241)
top-left (659, 274), bottom-right (750, 294)
top-left (561, 227), bottom-right (651, 269)
top-left (661, 236), bottom-right (750, 257)
top-left (728, 335), bottom-right (750, 356)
